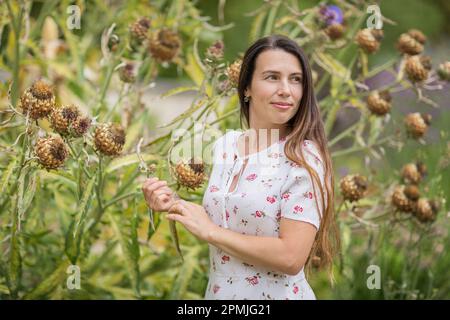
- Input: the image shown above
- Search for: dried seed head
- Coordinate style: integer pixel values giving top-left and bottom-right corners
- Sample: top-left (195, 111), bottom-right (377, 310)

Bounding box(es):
top-left (391, 185), bottom-right (415, 213)
top-left (437, 61), bottom-right (450, 81)
top-left (404, 112), bottom-right (429, 139)
top-left (35, 136), bottom-right (69, 170)
top-left (324, 23), bottom-right (345, 40)
top-left (405, 55), bottom-right (430, 82)
top-left (397, 33), bottom-right (424, 56)
top-left (414, 198), bottom-right (437, 223)
top-left (407, 29), bottom-right (426, 45)
top-left (129, 17), bottom-right (151, 45)
top-left (148, 28), bottom-right (181, 62)
top-left (118, 63), bottom-right (137, 83)
top-left (416, 161), bottom-right (428, 177)
top-left (71, 116), bottom-right (92, 137)
top-left (366, 90), bottom-right (392, 116)
top-left (50, 104), bottom-right (80, 136)
top-left (206, 40), bottom-right (224, 61)
top-left (19, 80), bottom-right (56, 119)
top-left (108, 34), bottom-right (120, 52)
top-left (174, 158), bottom-right (205, 190)
top-left (355, 29), bottom-right (381, 54)
top-left (94, 122), bottom-right (126, 156)
top-left (226, 59), bottom-right (242, 88)
top-left (340, 174), bottom-right (368, 202)
top-left (404, 185), bottom-right (420, 201)
top-left (401, 163), bottom-right (422, 185)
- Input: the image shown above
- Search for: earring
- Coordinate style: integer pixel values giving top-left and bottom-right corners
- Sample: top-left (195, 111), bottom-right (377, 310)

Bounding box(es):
top-left (244, 95), bottom-right (250, 103)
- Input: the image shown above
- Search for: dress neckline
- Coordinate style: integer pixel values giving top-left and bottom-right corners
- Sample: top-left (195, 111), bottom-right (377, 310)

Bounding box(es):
top-left (233, 130), bottom-right (287, 160)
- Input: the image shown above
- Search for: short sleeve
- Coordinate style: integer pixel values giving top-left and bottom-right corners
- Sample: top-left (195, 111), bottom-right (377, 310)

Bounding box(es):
top-left (279, 141), bottom-right (326, 230)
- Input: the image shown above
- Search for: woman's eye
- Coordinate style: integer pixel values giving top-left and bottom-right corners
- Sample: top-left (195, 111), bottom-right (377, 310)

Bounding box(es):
top-left (292, 77), bottom-right (302, 83)
top-left (266, 75), bottom-right (277, 80)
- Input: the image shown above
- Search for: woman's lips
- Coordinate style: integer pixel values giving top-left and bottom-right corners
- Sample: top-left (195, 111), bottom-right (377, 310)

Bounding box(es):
top-left (271, 102), bottom-right (293, 110)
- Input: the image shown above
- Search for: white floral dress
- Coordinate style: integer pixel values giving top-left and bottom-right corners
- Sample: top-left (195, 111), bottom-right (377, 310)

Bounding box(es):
top-left (203, 130), bottom-right (326, 300)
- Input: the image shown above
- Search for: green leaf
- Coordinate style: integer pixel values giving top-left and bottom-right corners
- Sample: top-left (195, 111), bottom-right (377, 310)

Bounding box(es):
top-left (169, 220), bottom-right (184, 262)
top-left (123, 110), bottom-right (148, 152)
top-left (109, 203), bottom-right (141, 298)
top-left (169, 246), bottom-right (201, 299)
top-left (0, 158), bottom-right (17, 194)
top-left (65, 174), bottom-right (96, 264)
top-left (249, 10), bottom-right (267, 43)
top-left (160, 86), bottom-right (199, 99)
top-left (23, 260), bottom-right (71, 300)
top-left (183, 51), bottom-right (205, 88)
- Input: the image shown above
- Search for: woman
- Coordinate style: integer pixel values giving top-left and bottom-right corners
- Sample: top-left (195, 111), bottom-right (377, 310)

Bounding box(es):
top-left (142, 35), bottom-right (339, 300)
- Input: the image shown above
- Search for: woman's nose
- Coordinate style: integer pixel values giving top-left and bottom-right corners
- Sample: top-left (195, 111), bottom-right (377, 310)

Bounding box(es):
top-left (277, 81), bottom-right (290, 96)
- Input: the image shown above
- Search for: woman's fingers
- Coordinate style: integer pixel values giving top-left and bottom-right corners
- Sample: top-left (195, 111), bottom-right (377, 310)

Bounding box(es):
top-left (168, 200), bottom-right (188, 216)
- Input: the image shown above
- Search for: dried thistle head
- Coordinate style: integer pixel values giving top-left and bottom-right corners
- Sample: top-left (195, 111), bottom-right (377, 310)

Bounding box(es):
top-left (35, 135), bottom-right (69, 170)
top-left (19, 80), bottom-right (56, 120)
top-left (355, 29), bottom-right (381, 54)
top-left (148, 28), bottom-right (181, 62)
top-left (340, 174), bottom-right (368, 202)
top-left (366, 90), bottom-right (392, 116)
top-left (226, 59), bottom-right (242, 88)
top-left (404, 112), bottom-right (431, 139)
top-left (174, 158), bottom-right (205, 190)
top-left (94, 122), bottom-right (126, 156)
top-left (391, 185), bottom-right (416, 213)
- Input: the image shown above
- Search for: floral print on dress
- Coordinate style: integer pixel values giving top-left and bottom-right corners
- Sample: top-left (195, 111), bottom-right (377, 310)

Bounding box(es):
top-left (203, 130), bottom-right (323, 300)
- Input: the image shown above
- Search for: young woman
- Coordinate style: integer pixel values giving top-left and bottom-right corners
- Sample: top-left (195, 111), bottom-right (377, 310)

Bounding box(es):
top-left (142, 35), bottom-right (339, 300)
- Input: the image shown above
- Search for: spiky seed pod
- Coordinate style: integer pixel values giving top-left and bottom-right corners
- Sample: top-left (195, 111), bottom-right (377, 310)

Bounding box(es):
top-left (226, 59), bottom-right (242, 88)
top-left (366, 90), bottom-right (392, 116)
top-left (129, 17), bottom-right (151, 45)
top-left (174, 158), bottom-right (205, 190)
top-left (437, 61), bottom-right (450, 81)
top-left (355, 29), bottom-right (381, 54)
top-left (94, 123), bottom-right (126, 156)
top-left (325, 23), bottom-right (345, 40)
top-left (404, 184), bottom-right (420, 201)
top-left (118, 63), bottom-right (136, 83)
top-left (108, 34), bottom-right (120, 52)
top-left (148, 28), bottom-right (181, 62)
top-left (401, 163), bottom-right (423, 185)
top-left (71, 116), bottom-right (92, 137)
top-left (397, 33), bottom-right (424, 56)
top-left (340, 174), bottom-right (368, 202)
top-left (405, 55), bottom-right (431, 82)
top-left (415, 161), bottom-right (428, 177)
top-left (35, 136), bottom-right (69, 170)
top-left (19, 80), bottom-right (56, 120)
top-left (404, 112), bottom-right (431, 139)
top-left (391, 185), bottom-right (415, 213)
top-left (49, 104), bottom-right (80, 136)
top-left (408, 29), bottom-right (426, 45)
top-left (206, 40), bottom-right (224, 61)
top-left (414, 198), bottom-right (438, 223)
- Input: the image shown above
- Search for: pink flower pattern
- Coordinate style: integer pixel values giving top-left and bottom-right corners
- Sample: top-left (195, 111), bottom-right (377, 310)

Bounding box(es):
top-left (203, 131), bottom-right (322, 300)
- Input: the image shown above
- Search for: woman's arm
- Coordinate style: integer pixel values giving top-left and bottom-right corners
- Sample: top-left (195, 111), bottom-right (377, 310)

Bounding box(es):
top-left (167, 200), bottom-right (317, 275)
top-left (207, 218), bottom-right (317, 275)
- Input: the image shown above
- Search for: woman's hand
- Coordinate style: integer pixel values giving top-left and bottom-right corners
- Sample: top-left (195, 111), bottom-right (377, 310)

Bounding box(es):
top-left (167, 200), bottom-right (218, 242)
top-left (142, 177), bottom-right (176, 212)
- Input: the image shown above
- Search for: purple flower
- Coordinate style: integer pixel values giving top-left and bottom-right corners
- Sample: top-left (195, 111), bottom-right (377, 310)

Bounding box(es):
top-left (319, 5), bottom-right (344, 26)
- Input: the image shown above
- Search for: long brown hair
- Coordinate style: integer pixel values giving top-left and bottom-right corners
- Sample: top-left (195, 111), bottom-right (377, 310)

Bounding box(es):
top-left (237, 35), bottom-right (340, 281)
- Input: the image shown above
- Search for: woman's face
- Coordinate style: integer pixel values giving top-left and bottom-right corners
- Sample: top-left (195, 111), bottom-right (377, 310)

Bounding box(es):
top-left (245, 49), bottom-right (303, 131)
